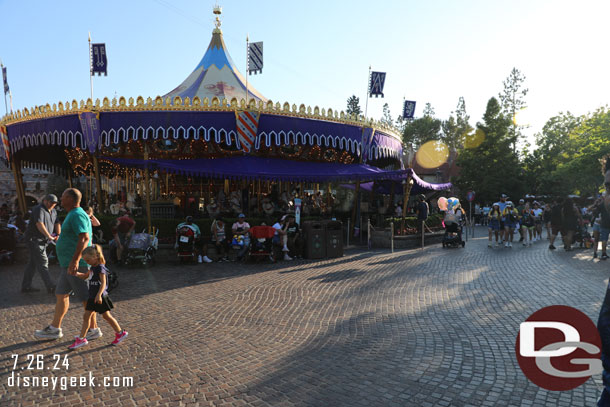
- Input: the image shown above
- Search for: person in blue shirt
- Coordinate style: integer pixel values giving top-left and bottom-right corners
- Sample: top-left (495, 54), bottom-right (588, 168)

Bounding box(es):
top-left (34, 188), bottom-right (101, 341)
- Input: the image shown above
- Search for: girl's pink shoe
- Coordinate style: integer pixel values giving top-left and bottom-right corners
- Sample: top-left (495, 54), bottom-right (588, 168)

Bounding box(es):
top-left (112, 330), bottom-right (128, 346)
top-left (68, 337), bottom-right (88, 350)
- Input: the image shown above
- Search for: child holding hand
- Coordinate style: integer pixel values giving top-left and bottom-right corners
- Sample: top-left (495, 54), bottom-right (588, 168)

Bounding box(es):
top-left (68, 244), bottom-right (128, 350)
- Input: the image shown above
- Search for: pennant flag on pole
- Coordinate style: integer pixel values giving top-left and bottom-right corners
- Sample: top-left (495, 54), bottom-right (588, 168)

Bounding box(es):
top-left (2, 66), bottom-right (8, 94)
top-left (402, 100), bottom-right (416, 119)
top-left (247, 41), bottom-right (263, 75)
top-left (0, 125), bottom-right (10, 161)
top-left (78, 112), bottom-right (101, 153)
top-left (91, 43), bottom-right (108, 76)
top-left (235, 111), bottom-right (260, 153)
top-left (361, 127), bottom-right (375, 164)
top-left (369, 71), bottom-right (386, 98)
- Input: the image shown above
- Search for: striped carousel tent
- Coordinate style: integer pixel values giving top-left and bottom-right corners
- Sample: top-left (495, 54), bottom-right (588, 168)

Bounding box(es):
top-left (163, 9), bottom-right (266, 103)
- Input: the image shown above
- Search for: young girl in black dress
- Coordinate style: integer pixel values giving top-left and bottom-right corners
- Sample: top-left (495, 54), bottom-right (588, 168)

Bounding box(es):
top-left (69, 244), bottom-right (128, 349)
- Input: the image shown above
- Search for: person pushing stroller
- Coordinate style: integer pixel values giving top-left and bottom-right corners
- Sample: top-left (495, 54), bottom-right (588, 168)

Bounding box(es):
top-left (443, 198), bottom-right (466, 247)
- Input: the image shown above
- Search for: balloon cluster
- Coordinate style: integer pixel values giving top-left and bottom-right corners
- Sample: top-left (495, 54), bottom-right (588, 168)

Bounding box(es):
top-left (438, 197), bottom-right (460, 212)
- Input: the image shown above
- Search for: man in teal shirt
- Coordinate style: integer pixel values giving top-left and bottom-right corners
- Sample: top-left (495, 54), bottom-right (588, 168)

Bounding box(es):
top-left (34, 188), bottom-right (101, 340)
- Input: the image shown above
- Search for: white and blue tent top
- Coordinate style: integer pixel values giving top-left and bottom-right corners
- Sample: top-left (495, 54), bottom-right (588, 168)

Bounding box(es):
top-left (163, 7), bottom-right (266, 103)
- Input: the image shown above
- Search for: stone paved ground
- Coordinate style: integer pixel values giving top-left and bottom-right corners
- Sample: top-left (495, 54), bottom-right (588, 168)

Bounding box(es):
top-left (0, 228), bottom-right (608, 406)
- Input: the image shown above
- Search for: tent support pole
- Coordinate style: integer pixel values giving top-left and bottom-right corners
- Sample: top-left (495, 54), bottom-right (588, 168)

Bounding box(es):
top-left (401, 176), bottom-right (413, 235)
top-left (351, 181), bottom-right (360, 239)
top-left (257, 180), bottom-right (262, 213)
top-left (144, 145), bottom-right (152, 235)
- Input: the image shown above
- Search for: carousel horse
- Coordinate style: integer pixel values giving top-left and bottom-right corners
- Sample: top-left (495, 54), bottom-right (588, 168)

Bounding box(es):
top-left (280, 191), bottom-right (290, 210)
top-left (207, 201), bottom-right (220, 218)
top-left (229, 191), bottom-right (242, 214)
top-left (230, 198), bottom-right (242, 214)
top-left (126, 192), bottom-right (136, 210)
top-left (109, 203), bottom-right (121, 216)
top-left (262, 197), bottom-right (275, 216)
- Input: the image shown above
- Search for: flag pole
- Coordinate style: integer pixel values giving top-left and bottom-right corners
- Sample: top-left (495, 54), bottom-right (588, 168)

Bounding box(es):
top-left (245, 34), bottom-right (249, 108)
top-left (364, 65), bottom-right (371, 120)
top-left (88, 32), bottom-right (93, 102)
top-left (1, 60), bottom-right (7, 116)
top-left (352, 66), bottom-right (371, 239)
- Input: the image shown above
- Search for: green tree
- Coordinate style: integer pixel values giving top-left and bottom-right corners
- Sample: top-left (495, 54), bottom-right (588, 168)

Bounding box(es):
top-left (453, 97), bottom-right (523, 203)
top-left (346, 95), bottom-right (362, 117)
top-left (498, 67), bottom-right (528, 153)
top-left (441, 97), bottom-right (473, 151)
top-left (522, 112), bottom-right (581, 195)
top-left (380, 103), bottom-right (393, 127)
top-left (402, 102), bottom-right (441, 148)
top-left (422, 102), bottom-right (435, 117)
top-left (551, 108), bottom-right (610, 197)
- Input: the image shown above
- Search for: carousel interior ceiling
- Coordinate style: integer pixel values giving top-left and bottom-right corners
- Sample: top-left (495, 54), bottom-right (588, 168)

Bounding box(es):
top-left (104, 156), bottom-right (412, 183)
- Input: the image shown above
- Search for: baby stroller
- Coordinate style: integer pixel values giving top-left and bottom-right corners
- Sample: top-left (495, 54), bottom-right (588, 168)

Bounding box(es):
top-left (124, 228), bottom-right (159, 266)
top-left (246, 226), bottom-right (276, 263)
top-left (442, 223), bottom-right (465, 248)
top-left (107, 267), bottom-right (119, 292)
top-left (442, 210), bottom-right (465, 248)
top-left (0, 226), bottom-right (16, 265)
top-left (176, 225), bottom-right (197, 263)
top-left (573, 224), bottom-right (592, 249)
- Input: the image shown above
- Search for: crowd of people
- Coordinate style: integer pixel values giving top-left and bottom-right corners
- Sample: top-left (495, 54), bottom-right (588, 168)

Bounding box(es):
top-left (175, 213), bottom-right (304, 264)
top-left (480, 193), bottom-right (605, 256)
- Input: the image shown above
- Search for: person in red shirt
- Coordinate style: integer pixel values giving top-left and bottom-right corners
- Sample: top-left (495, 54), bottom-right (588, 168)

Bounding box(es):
top-left (111, 211), bottom-right (135, 264)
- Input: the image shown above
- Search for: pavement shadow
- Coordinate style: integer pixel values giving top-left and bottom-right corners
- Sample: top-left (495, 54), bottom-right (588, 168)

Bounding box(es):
top-left (0, 253), bottom-right (363, 310)
top-left (307, 269), bottom-right (364, 283)
top-left (235, 246), bottom-right (606, 406)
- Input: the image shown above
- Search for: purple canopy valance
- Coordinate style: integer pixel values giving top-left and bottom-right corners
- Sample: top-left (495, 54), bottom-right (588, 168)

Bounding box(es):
top-left (6, 110), bottom-right (403, 161)
top-left (410, 171), bottom-right (452, 191)
top-left (339, 174), bottom-right (452, 194)
top-left (103, 156), bottom-right (410, 183)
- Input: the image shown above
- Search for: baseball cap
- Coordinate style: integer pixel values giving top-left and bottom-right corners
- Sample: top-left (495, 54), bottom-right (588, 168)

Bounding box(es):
top-left (519, 199), bottom-right (525, 203)
top-left (44, 194), bottom-right (59, 203)
top-left (238, 213), bottom-right (246, 218)
top-left (186, 216), bottom-right (193, 222)
top-left (501, 194), bottom-right (508, 198)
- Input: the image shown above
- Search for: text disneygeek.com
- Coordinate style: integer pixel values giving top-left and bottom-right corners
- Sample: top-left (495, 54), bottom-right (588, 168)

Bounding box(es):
top-left (7, 372), bottom-right (134, 390)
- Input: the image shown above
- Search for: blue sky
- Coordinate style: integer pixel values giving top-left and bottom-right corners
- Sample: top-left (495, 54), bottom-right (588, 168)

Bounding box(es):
top-left (2, 0), bottom-right (610, 143)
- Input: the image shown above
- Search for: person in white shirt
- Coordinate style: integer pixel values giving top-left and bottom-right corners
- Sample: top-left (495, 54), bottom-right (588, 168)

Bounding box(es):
top-left (272, 215), bottom-right (292, 261)
top-left (532, 202), bottom-right (544, 241)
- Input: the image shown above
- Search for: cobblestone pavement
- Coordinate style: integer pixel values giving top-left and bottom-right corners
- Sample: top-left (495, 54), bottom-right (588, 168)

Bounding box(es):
top-left (0, 228), bottom-right (608, 406)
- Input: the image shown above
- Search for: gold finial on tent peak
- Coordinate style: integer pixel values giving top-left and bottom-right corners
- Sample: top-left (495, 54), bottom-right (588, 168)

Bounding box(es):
top-left (213, 4), bottom-right (222, 31)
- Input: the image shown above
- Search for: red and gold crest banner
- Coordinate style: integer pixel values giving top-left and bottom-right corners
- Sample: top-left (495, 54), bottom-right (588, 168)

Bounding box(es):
top-left (235, 111), bottom-right (259, 153)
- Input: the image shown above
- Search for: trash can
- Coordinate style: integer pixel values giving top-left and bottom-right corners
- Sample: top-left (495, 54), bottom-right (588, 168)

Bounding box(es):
top-left (325, 220), bottom-right (343, 258)
top-left (303, 221), bottom-right (326, 259)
